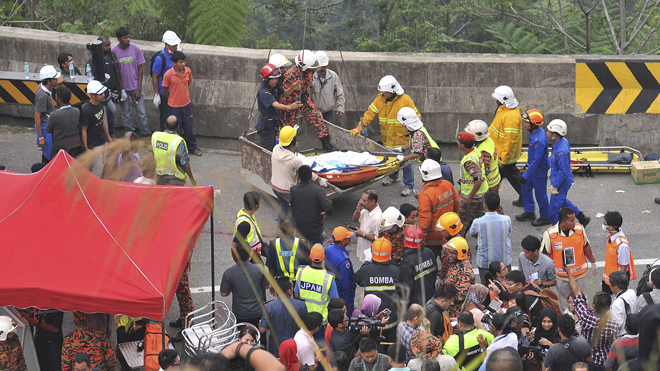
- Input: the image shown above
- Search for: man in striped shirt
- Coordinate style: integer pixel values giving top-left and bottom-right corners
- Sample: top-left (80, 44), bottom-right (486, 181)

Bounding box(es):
top-left (469, 191), bottom-right (512, 284)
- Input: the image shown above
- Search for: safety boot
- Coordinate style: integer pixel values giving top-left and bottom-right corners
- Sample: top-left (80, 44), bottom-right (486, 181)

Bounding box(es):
top-left (576, 211), bottom-right (591, 227)
top-left (531, 218), bottom-right (551, 227)
top-left (320, 136), bottom-right (336, 152)
top-left (515, 212), bottom-right (536, 222)
top-left (512, 198), bottom-right (524, 207)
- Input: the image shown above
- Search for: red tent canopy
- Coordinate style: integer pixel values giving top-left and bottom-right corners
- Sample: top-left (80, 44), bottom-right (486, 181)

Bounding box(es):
top-left (0, 151), bottom-right (213, 321)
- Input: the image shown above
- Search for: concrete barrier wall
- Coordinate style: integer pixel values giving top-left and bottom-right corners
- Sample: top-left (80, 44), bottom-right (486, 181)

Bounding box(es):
top-left (1, 26), bottom-right (659, 155)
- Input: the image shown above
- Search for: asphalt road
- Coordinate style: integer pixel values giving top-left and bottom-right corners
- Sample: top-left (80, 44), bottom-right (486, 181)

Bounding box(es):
top-left (2, 127), bottom-right (660, 339)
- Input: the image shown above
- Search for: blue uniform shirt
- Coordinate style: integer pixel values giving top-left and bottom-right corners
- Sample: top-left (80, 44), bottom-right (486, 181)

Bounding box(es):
top-left (324, 243), bottom-right (356, 314)
top-left (259, 296), bottom-right (308, 356)
top-left (294, 265), bottom-right (339, 299)
top-left (152, 48), bottom-right (174, 95)
top-left (524, 128), bottom-right (550, 180)
top-left (550, 137), bottom-right (574, 188)
top-left (257, 80), bottom-right (284, 120)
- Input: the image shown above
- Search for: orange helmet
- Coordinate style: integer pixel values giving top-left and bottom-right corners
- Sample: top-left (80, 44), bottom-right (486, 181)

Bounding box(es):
top-left (444, 237), bottom-right (469, 261)
top-left (522, 109), bottom-right (544, 126)
top-left (371, 238), bottom-right (392, 262)
top-left (404, 225), bottom-right (424, 249)
top-left (435, 212), bottom-right (463, 236)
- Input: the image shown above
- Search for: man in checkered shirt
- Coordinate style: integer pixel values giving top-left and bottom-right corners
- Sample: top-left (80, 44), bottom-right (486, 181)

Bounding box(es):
top-left (565, 261), bottom-right (620, 366)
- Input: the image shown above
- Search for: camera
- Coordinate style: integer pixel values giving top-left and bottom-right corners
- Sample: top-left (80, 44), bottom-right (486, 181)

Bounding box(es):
top-left (519, 342), bottom-right (546, 365)
top-left (348, 315), bottom-right (385, 341)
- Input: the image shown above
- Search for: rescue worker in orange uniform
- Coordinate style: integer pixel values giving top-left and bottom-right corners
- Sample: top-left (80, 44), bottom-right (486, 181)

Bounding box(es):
top-left (602, 211), bottom-right (637, 295)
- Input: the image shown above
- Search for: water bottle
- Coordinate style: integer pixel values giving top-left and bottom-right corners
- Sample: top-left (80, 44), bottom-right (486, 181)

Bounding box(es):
top-left (69, 62), bottom-right (75, 77)
top-left (86, 63), bottom-right (93, 82)
top-left (24, 62), bottom-right (30, 80)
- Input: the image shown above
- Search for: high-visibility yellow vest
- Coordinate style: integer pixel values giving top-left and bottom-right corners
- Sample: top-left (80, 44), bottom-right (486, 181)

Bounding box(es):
top-left (152, 131), bottom-right (188, 180)
top-left (459, 149), bottom-right (489, 196)
top-left (234, 209), bottom-right (263, 256)
top-left (415, 127), bottom-right (440, 162)
top-left (275, 237), bottom-right (300, 280)
top-left (296, 266), bottom-right (335, 320)
top-left (476, 137), bottom-right (501, 188)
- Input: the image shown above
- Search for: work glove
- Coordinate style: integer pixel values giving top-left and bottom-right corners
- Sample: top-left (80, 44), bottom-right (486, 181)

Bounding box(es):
top-left (153, 94), bottom-right (161, 108)
top-left (349, 126), bottom-right (363, 137)
top-left (391, 147), bottom-right (403, 153)
top-left (548, 185), bottom-right (559, 195)
top-left (120, 90), bottom-right (128, 102)
top-left (396, 155), bottom-right (404, 162)
top-left (318, 178), bottom-right (329, 187)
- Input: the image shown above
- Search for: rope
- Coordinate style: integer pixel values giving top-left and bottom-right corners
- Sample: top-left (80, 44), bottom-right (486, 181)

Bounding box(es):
top-left (244, 0), bottom-right (290, 134)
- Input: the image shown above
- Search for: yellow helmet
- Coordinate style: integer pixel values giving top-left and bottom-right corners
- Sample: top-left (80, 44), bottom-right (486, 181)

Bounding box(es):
top-left (445, 237), bottom-right (469, 261)
top-left (279, 126), bottom-right (297, 146)
top-left (434, 212), bottom-right (463, 235)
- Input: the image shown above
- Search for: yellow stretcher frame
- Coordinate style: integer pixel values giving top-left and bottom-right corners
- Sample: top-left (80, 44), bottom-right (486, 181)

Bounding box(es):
top-left (516, 146), bottom-right (642, 174)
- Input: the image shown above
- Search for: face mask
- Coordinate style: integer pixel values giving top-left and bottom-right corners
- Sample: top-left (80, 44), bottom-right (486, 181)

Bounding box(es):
top-left (602, 224), bottom-right (609, 232)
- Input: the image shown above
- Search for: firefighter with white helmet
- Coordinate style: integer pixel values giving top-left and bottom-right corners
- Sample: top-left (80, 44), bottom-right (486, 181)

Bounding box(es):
top-left (350, 75), bottom-right (421, 194)
top-left (280, 50), bottom-right (335, 150)
top-left (417, 159), bottom-right (459, 260)
top-left (0, 316), bottom-right (27, 370)
top-left (489, 85), bottom-right (526, 207)
top-left (311, 51), bottom-right (345, 125)
top-left (465, 119), bottom-right (503, 213)
top-left (34, 65), bottom-right (62, 162)
top-left (379, 206), bottom-right (407, 265)
top-left (269, 53), bottom-right (293, 71)
top-left (515, 109), bottom-right (551, 226)
top-left (547, 119), bottom-right (590, 226)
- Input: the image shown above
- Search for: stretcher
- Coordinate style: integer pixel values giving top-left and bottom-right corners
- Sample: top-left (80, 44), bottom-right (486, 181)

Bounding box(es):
top-left (516, 146), bottom-right (642, 174)
top-left (239, 121), bottom-right (409, 199)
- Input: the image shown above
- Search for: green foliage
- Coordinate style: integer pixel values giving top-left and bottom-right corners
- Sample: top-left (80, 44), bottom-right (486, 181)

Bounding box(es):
top-left (188, 0), bottom-right (251, 46)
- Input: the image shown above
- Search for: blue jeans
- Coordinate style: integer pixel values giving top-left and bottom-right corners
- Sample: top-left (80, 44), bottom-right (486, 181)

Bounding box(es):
top-left (36, 121), bottom-right (52, 162)
top-left (119, 89), bottom-right (150, 135)
top-left (389, 149), bottom-right (414, 188)
top-left (104, 99), bottom-right (116, 135)
top-left (549, 183), bottom-right (581, 224)
top-left (272, 188), bottom-right (291, 223)
top-left (522, 173), bottom-right (550, 220)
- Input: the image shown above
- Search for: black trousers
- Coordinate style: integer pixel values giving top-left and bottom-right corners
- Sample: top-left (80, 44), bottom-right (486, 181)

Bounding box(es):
top-left (499, 162), bottom-right (524, 198)
top-left (158, 93), bottom-right (171, 131)
top-left (34, 329), bottom-right (63, 371)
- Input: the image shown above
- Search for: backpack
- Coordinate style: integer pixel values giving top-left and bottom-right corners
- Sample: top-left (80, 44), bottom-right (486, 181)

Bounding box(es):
top-left (143, 323), bottom-right (170, 371)
top-left (149, 51), bottom-right (167, 79)
top-left (636, 259), bottom-right (660, 296)
top-left (525, 289), bottom-right (562, 317)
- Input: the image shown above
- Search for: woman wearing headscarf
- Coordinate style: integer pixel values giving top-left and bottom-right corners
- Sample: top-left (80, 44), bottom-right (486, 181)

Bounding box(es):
top-left (534, 307), bottom-right (560, 349)
top-left (353, 294), bottom-right (381, 318)
top-left (461, 284), bottom-right (489, 329)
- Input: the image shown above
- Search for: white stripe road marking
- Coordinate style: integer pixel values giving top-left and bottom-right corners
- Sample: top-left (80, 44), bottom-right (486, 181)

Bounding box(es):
top-left (189, 258), bottom-right (659, 294)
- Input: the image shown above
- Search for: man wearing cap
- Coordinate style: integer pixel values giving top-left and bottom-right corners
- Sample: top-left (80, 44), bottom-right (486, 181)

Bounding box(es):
top-left (152, 30), bottom-right (180, 131)
top-left (271, 126), bottom-right (328, 222)
top-left (295, 244), bottom-right (339, 322)
top-left (257, 63), bottom-right (302, 151)
top-left (416, 158), bottom-right (459, 259)
top-left (81, 80), bottom-right (113, 177)
top-left (379, 207), bottom-right (407, 266)
top-left (325, 227), bottom-right (357, 315)
top-left (34, 65), bottom-right (62, 163)
top-left (400, 225), bottom-right (437, 307)
top-left (355, 238), bottom-right (402, 343)
top-left (311, 51), bottom-right (345, 125)
top-left (456, 132), bottom-right (488, 237)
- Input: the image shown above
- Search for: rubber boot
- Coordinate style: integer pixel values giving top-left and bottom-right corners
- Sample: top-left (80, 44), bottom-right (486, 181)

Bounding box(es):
top-left (321, 136), bottom-right (336, 152)
top-left (515, 212), bottom-right (536, 222)
top-left (576, 211), bottom-right (591, 227)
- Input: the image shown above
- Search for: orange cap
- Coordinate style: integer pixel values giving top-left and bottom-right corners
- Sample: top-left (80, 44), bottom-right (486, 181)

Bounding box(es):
top-left (310, 243), bottom-right (325, 263)
top-left (333, 226), bottom-right (356, 241)
top-left (371, 238), bottom-right (392, 263)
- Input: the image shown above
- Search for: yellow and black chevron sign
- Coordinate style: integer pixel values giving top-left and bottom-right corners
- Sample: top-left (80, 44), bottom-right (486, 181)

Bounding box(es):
top-left (576, 60), bottom-right (660, 114)
top-left (0, 78), bottom-right (90, 105)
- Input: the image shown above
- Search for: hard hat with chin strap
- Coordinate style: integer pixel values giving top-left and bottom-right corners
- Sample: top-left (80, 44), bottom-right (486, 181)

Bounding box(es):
top-left (0, 316), bottom-right (17, 341)
top-left (397, 107), bottom-right (423, 131)
top-left (315, 51), bottom-right (329, 67)
top-left (378, 75), bottom-right (404, 95)
top-left (435, 212), bottom-right (463, 235)
top-left (381, 206), bottom-right (405, 229)
top-left (492, 85), bottom-right (519, 109)
top-left (547, 119), bottom-right (567, 137)
top-left (419, 159), bottom-right (442, 182)
top-left (261, 63), bottom-right (281, 79)
top-left (444, 237), bottom-right (469, 260)
top-left (295, 50), bottom-right (319, 71)
top-left (269, 54), bottom-right (292, 69)
top-left (464, 120), bottom-right (490, 141)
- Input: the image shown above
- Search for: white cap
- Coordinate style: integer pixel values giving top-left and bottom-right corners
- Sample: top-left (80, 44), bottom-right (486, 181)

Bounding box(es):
top-left (39, 65), bottom-right (61, 80)
top-left (162, 30), bottom-right (181, 46)
top-left (87, 80), bottom-right (108, 95)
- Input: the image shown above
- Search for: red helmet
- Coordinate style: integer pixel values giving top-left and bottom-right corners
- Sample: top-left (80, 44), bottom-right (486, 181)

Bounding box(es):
top-left (404, 225), bottom-right (424, 249)
top-left (261, 63), bottom-right (281, 79)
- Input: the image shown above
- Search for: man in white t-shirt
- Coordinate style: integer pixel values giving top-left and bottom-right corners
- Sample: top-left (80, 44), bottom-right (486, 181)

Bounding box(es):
top-left (351, 190), bottom-right (382, 262)
top-left (294, 312), bottom-right (323, 371)
top-left (609, 270), bottom-right (637, 336)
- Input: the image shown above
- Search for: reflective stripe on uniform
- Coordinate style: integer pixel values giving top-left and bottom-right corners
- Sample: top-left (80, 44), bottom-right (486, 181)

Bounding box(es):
top-left (414, 266), bottom-right (438, 280)
top-left (365, 286), bottom-right (396, 291)
top-left (276, 238), bottom-right (299, 279)
top-left (432, 199), bottom-right (454, 211)
top-left (152, 131), bottom-right (187, 179)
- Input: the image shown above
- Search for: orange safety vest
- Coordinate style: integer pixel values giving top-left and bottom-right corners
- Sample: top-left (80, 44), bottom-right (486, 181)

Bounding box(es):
top-left (603, 234), bottom-right (637, 284)
top-left (549, 224), bottom-right (588, 277)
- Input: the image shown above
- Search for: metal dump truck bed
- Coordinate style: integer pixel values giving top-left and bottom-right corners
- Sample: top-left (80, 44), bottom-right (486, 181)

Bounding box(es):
top-left (239, 121), bottom-right (407, 200)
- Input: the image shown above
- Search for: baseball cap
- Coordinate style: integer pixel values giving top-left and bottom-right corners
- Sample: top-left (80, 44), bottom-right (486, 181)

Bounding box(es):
top-left (333, 226), bottom-right (355, 241)
top-left (310, 243), bottom-right (325, 263)
top-left (506, 306), bottom-right (525, 324)
top-left (457, 132), bottom-right (475, 144)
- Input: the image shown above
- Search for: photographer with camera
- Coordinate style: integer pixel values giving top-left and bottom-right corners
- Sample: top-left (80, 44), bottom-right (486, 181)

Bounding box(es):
top-left (542, 314), bottom-right (591, 371)
top-left (329, 309), bottom-right (363, 359)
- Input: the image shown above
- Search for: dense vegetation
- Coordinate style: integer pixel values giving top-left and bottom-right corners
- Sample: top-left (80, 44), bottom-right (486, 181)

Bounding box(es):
top-left (2, 0), bottom-right (660, 55)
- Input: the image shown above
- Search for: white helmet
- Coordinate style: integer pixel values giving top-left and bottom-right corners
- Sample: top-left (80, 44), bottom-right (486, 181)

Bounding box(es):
top-left (269, 53), bottom-right (292, 69)
top-left (87, 80), bottom-right (108, 95)
top-left (39, 65), bottom-right (61, 80)
top-left (295, 50), bottom-right (319, 71)
top-left (381, 206), bottom-right (405, 229)
top-left (315, 51), bottom-right (329, 67)
top-left (492, 85), bottom-right (519, 109)
top-left (419, 159), bottom-right (443, 182)
top-left (547, 119), bottom-right (567, 137)
top-left (0, 316), bottom-right (17, 341)
top-left (397, 107), bottom-right (423, 131)
top-left (162, 30), bottom-right (181, 46)
top-left (378, 75), bottom-right (404, 96)
top-left (465, 120), bottom-right (490, 141)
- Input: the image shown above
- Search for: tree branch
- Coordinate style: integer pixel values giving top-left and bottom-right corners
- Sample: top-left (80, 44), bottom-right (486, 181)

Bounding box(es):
top-left (600, 0), bottom-right (622, 53)
top-left (633, 25), bottom-right (659, 54)
top-left (542, 7), bottom-right (587, 50)
top-left (451, 18), bottom-right (471, 38)
top-left (0, 0), bottom-right (28, 27)
top-left (624, 0), bottom-right (660, 49)
top-left (642, 44), bottom-right (660, 55)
